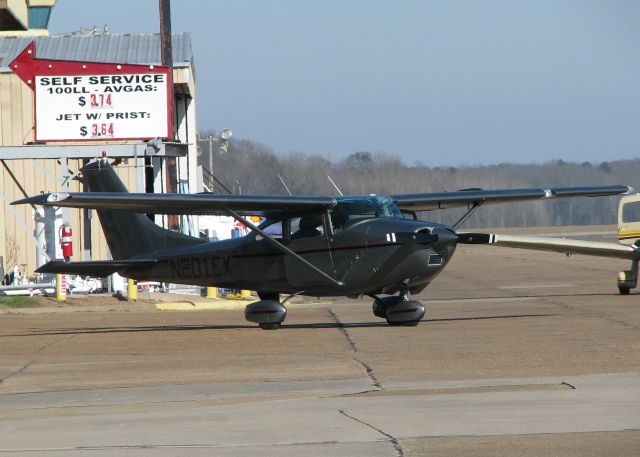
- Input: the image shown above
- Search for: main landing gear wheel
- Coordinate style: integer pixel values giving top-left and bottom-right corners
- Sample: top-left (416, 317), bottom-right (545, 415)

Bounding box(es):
top-left (245, 299), bottom-right (287, 330)
top-left (619, 287), bottom-right (631, 295)
top-left (372, 296), bottom-right (402, 318)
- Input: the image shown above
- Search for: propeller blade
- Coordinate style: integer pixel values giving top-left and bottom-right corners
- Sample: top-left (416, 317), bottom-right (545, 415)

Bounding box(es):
top-left (457, 233), bottom-right (495, 244)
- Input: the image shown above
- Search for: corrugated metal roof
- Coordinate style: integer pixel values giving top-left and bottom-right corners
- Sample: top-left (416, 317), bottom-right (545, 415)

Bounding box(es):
top-left (0, 32), bottom-right (192, 71)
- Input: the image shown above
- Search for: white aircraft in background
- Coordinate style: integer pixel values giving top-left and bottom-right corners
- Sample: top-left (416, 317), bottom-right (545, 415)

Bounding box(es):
top-left (467, 194), bottom-right (640, 294)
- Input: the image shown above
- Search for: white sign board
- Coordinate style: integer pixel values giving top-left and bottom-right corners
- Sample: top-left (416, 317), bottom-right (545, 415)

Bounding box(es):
top-left (34, 73), bottom-right (170, 141)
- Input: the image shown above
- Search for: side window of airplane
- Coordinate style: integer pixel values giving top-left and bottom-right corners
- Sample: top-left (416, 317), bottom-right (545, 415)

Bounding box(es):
top-left (622, 201), bottom-right (640, 223)
top-left (290, 216), bottom-right (325, 240)
top-left (256, 220), bottom-right (284, 241)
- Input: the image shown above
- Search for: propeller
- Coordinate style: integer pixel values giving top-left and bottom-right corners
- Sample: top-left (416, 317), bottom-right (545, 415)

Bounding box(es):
top-left (456, 233), bottom-right (495, 244)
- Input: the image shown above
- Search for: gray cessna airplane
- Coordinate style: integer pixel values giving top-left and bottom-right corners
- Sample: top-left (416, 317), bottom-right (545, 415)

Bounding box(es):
top-left (14, 160), bottom-right (630, 329)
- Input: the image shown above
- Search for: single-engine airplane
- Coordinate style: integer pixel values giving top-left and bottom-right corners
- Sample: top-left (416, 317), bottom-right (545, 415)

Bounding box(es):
top-left (13, 160), bottom-right (631, 329)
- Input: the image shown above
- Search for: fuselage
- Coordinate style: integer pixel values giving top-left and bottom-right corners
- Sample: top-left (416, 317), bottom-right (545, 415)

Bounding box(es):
top-left (124, 215), bottom-right (458, 297)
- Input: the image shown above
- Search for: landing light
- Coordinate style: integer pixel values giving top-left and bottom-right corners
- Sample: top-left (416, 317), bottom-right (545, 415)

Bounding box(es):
top-left (220, 129), bottom-right (233, 140)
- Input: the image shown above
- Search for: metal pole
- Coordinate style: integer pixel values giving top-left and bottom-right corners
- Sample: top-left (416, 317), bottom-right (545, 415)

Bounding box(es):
top-left (208, 136), bottom-right (213, 173)
top-left (159, 0), bottom-right (176, 140)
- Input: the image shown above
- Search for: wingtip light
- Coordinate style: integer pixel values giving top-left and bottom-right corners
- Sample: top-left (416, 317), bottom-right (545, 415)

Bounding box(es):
top-left (46, 192), bottom-right (70, 203)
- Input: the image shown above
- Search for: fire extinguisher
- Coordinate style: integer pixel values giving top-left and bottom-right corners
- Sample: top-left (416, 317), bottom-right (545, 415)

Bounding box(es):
top-left (60, 224), bottom-right (73, 261)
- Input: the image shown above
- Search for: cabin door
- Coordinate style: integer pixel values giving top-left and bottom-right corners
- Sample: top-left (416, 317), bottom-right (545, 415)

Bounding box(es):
top-left (284, 215), bottom-right (334, 288)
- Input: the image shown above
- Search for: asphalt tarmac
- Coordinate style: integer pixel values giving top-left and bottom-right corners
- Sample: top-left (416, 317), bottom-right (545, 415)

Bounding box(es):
top-left (1, 230), bottom-right (639, 456)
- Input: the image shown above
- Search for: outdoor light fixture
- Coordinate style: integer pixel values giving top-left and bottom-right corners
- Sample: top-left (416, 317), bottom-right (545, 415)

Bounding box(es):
top-left (220, 128), bottom-right (233, 141)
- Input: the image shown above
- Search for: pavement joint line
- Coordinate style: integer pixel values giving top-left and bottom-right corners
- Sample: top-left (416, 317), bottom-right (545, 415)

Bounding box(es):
top-left (0, 440), bottom-right (382, 453)
top-left (541, 296), bottom-right (640, 331)
top-left (339, 409), bottom-right (404, 457)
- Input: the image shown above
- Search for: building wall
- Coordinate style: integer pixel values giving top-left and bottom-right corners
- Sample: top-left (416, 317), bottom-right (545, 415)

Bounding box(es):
top-left (0, 72), bottom-right (33, 145)
top-left (0, 72), bottom-right (140, 276)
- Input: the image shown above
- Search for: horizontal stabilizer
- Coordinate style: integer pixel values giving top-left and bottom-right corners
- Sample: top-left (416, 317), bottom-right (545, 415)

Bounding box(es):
top-left (36, 259), bottom-right (157, 277)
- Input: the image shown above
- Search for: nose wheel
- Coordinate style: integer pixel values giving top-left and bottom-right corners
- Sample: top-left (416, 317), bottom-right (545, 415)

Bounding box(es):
top-left (372, 293), bottom-right (425, 326)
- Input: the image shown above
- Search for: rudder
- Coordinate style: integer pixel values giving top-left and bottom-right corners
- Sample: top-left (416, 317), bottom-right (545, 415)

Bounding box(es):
top-left (82, 161), bottom-right (206, 259)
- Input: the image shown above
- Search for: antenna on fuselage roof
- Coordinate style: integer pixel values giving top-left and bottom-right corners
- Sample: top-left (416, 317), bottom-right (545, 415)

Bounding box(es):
top-left (327, 175), bottom-right (344, 196)
top-left (278, 174), bottom-right (293, 196)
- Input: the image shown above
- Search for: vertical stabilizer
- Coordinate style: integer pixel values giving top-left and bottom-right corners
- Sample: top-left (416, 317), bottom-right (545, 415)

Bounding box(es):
top-left (618, 194), bottom-right (640, 246)
top-left (82, 161), bottom-right (206, 259)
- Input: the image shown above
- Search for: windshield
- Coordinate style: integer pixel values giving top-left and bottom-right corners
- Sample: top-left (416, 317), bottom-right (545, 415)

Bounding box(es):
top-left (331, 196), bottom-right (403, 231)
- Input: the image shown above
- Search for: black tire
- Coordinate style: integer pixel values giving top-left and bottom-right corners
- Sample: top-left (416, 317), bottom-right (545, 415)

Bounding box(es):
top-left (387, 320), bottom-right (420, 326)
top-left (259, 323), bottom-right (282, 330)
top-left (619, 287), bottom-right (631, 295)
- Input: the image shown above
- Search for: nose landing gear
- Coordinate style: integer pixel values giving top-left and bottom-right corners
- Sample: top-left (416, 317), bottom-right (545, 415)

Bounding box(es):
top-left (372, 293), bottom-right (425, 326)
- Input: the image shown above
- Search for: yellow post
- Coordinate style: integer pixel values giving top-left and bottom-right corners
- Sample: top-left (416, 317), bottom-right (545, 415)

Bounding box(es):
top-left (206, 287), bottom-right (217, 298)
top-left (55, 273), bottom-right (66, 301)
top-left (240, 289), bottom-right (251, 299)
top-left (127, 278), bottom-right (138, 301)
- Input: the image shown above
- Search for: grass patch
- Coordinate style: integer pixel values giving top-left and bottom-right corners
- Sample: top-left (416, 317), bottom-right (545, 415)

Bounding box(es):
top-left (0, 296), bottom-right (39, 308)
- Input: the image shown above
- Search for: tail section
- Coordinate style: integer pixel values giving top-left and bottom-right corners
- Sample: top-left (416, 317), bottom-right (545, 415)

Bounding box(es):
top-left (82, 161), bottom-right (206, 259)
top-left (618, 194), bottom-right (640, 246)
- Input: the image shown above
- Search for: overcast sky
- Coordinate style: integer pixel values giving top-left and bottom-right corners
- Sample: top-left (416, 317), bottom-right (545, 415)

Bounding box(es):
top-left (50, 1), bottom-right (640, 166)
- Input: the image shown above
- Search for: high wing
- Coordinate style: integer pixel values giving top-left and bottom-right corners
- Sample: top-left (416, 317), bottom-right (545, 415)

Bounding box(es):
top-left (12, 185), bottom-right (630, 216)
top-left (392, 185), bottom-right (631, 212)
top-left (14, 193), bottom-right (336, 217)
top-left (459, 233), bottom-right (640, 260)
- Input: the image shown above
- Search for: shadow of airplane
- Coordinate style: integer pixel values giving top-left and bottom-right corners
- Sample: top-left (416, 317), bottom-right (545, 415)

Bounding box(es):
top-left (1, 313), bottom-right (558, 337)
top-left (420, 292), bottom-right (632, 301)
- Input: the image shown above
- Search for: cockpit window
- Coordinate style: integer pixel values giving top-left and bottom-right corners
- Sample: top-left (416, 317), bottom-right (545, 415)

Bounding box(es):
top-left (330, 196), bottom-right (403, 232)
top-left (622, 201), bottom-right (640, 223)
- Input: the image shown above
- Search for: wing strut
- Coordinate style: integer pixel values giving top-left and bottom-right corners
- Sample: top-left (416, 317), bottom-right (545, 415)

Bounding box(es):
top-left (452, 202), bottom-right (482, 230)
top-left (224, 208), bottom-right (344, 287)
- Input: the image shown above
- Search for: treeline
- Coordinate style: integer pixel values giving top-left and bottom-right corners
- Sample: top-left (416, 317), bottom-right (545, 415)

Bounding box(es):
top-left (198, 137), bottom-right (638, 228)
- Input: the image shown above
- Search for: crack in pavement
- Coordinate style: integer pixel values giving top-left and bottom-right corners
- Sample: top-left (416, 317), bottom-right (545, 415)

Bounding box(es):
top-left (352, 357), bottom-right (384, 390)
top-left (1, 334), bottom-right (76, 387)
top-left (0, 360), bottom-right (34, 385)
top-left (326, 307), bottom-right (358, 352)
top-left (326, 307), bottom-right (384, 390)
top-left (339, 409), bottom-right (404, 457)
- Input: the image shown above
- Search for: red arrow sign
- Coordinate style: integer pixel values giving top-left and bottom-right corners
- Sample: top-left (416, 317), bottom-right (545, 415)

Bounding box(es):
top-left (9, 42), bottom-right (174, 142)
top-left (9, 42), bottom-right (171, 91)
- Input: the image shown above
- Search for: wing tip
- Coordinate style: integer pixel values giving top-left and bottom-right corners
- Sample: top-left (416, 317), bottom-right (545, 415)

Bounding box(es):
top-left (12, 193), bottom-right (70, 206)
